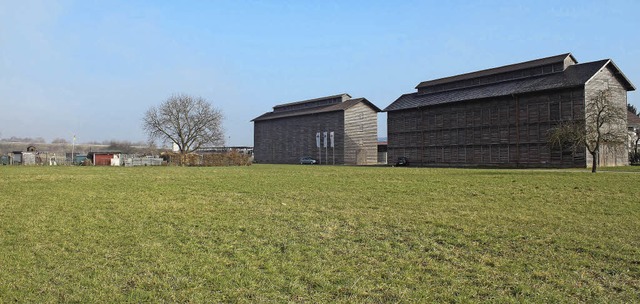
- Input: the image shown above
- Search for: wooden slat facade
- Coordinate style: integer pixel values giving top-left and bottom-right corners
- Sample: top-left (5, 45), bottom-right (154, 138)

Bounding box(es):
top-left (388, 88), bottom-right (587, 167)
top-left (387, 54), bottom-right (634, 168)
top-left (254, 111), bottom-right (345, 164)
top-left (344, 102), bottom-right (379, 165)
top-left (584, 63), bottom-right (630, 167)
top-left (253, 96), bottom-right (380, 165)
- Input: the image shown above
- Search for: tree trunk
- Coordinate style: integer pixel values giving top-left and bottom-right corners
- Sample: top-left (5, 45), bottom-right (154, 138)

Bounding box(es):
top-left (591, 150), bottom-right (598, 173)
top-left (180, 152), bottom-right (187, 166)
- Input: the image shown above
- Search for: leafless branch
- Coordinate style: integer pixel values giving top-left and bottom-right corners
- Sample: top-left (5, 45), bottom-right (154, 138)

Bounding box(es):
top-left (142, 94), bottom-right (224, 160)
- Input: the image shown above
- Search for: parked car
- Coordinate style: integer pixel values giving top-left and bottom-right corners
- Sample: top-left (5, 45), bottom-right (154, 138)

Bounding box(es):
top-left (395, 157), bottom-right (409, 166)
top-left (300, 156), bottom-right (318, 164)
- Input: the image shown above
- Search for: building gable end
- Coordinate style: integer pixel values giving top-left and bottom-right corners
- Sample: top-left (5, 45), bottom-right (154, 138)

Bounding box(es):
top-left (584, 60), bottom-right (636, 92)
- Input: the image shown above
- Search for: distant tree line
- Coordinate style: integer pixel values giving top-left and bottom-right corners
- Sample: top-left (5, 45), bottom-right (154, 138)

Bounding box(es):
top-left (0, 136), bottom-right (46, 143)
top-left (0, 136), bottom-right (148, 147)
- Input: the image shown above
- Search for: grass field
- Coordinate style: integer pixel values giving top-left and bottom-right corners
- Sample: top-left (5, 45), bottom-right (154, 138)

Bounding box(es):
top-left (1, 165), bottom-right (639, 302)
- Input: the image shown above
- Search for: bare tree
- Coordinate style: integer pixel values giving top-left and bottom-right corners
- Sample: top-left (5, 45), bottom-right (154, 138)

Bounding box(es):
top-left (549, 89), bottom-right (627, 173)
top-left (143, 94), bottom-right (224, 164)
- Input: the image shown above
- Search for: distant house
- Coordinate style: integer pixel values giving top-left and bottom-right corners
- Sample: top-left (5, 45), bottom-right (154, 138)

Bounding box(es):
top-left (628, 111), bottom-right (640, 130)
top-left (252, 94), bottom-right (381, 165)
top-left (628, 111), bottom-right (640, 154)
top-left (384, 53), bottom-right (635, 168)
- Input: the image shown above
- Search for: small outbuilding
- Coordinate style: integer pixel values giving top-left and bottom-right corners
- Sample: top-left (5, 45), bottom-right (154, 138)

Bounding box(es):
top-left (87, 151), bottom-right (122, 166)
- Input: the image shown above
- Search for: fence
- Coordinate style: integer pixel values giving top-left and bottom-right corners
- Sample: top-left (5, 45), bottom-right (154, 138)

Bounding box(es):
top-left (1, 152), bottom-right (73, 166)
top-left (1, 151), bottom-right (253, 167)
top-left (124, 156), bottom-right (164, 167)
top-left (163, 151), bottom-right (252, 166)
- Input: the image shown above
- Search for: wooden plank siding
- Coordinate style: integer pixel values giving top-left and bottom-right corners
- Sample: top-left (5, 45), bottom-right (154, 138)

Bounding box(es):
top-left (253, 97), bottom-right (380, 165)
top-left (584, 64), bottom-right (629, 167)
top-left (388, 87), bottom-right (588, 167)
top-left (254, 111), bottom-right (345, 164)
top-left (344, 102), bottom-right (379, 165)
top-left (386, 54), bottom-right (635, 168)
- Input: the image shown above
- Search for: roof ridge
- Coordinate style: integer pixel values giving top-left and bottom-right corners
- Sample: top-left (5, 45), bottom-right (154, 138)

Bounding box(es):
top-left (253, 98), bottom-right (380, 121)
top-left (384, 58), bottom-right (617, 112)
top-left (273, 93), bottom-right (351, 109)
top-left (415, 53), bottom-right (575, 89)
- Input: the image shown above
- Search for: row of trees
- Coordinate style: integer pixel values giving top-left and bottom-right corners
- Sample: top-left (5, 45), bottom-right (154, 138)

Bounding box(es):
top-left (0, 136), bottom-right (149, 147)
top-left (0, 136), bottom-right (47, 143)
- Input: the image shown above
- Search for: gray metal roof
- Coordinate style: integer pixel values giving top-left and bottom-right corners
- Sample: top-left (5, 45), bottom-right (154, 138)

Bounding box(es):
top-left (272, 93), bottom-right (350, 110)
top-left (415, 53), bottom-right (576, 89)
top-left (253, 98), bottom-right (381, 122)
top-left (385, 60), bottom-right (634, 112)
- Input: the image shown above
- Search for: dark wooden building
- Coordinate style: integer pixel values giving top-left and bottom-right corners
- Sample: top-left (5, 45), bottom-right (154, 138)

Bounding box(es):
top-left (253, 94), bottom-right (381, 165)
top-left (385, 53), bottom-right (635, 168)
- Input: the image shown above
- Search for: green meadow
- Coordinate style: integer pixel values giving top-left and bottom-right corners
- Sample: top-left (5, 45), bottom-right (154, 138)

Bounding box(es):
top-left (1, 165), bottom-right (639, 302)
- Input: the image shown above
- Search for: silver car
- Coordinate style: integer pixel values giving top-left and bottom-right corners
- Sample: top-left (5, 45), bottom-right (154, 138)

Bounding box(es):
top-left (299, 156), bottom-right (317, 164)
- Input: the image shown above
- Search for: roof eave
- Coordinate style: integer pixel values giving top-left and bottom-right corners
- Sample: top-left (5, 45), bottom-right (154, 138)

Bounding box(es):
top-left (583, 60), bottom-right (636, 92)
top-left (251, 113), bottom-right (272, 122)
top-left (607, 60), bottom-right (636, 91)
top-left (383, 93), bottom-right (415, 112)
top-left (252, 109), bottom-right (345, 122)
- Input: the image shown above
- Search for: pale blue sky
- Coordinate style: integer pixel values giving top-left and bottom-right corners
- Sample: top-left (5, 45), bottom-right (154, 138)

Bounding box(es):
top-left (1, 0), bottom-right (638, 146)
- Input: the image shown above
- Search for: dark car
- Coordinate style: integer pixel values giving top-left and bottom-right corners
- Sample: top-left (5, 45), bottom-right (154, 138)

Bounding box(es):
top-left (300, 156), bottom-right (318, 164)
top-left (395, 157), bottom-right (409, 166)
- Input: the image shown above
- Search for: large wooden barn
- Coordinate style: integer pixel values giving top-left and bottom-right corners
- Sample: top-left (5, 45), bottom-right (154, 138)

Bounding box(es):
top-left (253, 94), bottom-right (381, 165)
top-left (385, 53), bottom-right (635, 168)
